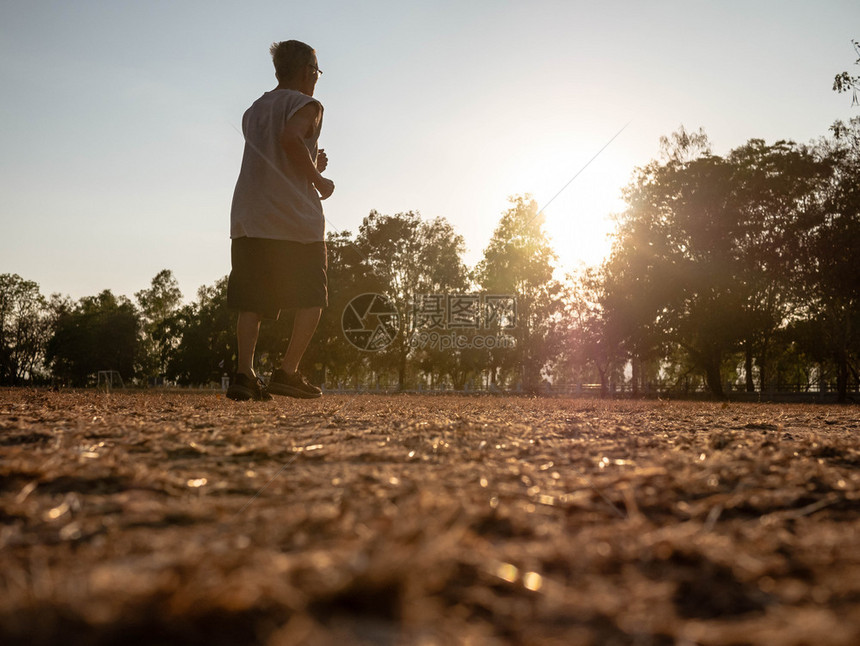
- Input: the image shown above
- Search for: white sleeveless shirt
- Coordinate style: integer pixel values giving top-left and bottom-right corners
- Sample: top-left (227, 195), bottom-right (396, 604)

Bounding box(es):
top-left (230, 89), bottom-right (325, 242)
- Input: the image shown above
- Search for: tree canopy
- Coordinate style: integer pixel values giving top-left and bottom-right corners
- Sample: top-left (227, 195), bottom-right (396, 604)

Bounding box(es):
top-left (4, 116), bottom-right (858, 400)
top-left (833, 39), bottom-right (860, 106)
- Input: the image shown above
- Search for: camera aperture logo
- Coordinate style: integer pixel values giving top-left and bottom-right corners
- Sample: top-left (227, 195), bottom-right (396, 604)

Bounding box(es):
top-left (341, 293), bottom-right (399, 351)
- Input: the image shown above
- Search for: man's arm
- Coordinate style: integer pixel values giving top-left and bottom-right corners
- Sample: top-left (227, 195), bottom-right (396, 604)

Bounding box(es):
top-left (280, 102), bottom-right (334, 199)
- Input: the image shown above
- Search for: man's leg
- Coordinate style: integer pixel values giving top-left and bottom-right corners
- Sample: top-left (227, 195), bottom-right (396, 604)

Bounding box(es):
top-left (237, 311), bottom-right (262, 377)
top-left (280, 306), bottom-right (322, 375)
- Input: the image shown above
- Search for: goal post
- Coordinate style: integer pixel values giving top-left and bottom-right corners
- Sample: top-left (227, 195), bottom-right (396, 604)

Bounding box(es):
top-left (97, 370), bottom-right (125, 392)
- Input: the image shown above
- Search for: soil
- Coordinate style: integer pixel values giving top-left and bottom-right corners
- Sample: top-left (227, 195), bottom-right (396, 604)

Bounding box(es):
top-left (1, 389), bottom-right (859, 645)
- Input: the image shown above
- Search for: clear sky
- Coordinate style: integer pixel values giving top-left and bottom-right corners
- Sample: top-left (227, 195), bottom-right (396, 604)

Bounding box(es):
top-left (1, 0), bottom-right (857, 302)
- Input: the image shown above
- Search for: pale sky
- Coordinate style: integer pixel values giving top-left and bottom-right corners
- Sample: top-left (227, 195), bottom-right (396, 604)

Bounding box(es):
top-left (1, 0), bottom-right (857, 301)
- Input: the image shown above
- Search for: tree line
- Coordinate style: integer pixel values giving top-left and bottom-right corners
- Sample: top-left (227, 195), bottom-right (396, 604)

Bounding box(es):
top-left (562, 119), bottom-right (859, 403)
top-left (1, 119), bottom-right (857, 401)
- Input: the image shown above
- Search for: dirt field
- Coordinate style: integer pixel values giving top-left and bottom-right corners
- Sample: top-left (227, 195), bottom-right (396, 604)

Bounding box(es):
top-left (1, 390), bottom-right (858, 645)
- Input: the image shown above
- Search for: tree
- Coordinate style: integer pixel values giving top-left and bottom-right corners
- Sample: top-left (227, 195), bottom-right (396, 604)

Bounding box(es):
top-left (606, 150), bottom-right (736, 398)
top-left (726, 139), bottom-right (829, 392)
top-left (355, 211), bottom-right (470, 390)
top-left (166, 277), bottom-right (235, 386)
top-left (658, 125), bottom-right (712, 164)
top-left (476, 195), bottom-right (563, 392)
top-left (833, 39), bottom-right (860, 106)
top-left (308, 229), bottom-right (388, 388)
top-left (0, 274), bottom-right (51, 385)
top-left (47, 290), bottom-right (139, 386)
top-left (135, 269), bottom-right (183, 383)
top-left (605, 129), bottom-right (827, 398)
top-left (601, 225), bottom-right (676, 395)
top-left (795, 118), bottom-right (860, 402)
top-left (557, 266), bottom-right (626, 396)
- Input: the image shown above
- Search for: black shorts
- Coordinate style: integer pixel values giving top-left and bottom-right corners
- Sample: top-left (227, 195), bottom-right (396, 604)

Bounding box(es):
top-left (227, 237), bottom-right (327, 319)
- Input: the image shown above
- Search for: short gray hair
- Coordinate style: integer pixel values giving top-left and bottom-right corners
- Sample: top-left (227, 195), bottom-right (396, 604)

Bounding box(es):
top-left (270, 40), bottom-right (315, 81)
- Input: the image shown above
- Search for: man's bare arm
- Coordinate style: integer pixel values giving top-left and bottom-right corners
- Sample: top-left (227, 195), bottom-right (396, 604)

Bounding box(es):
top-left (280, 102), bottom-right (334, 199)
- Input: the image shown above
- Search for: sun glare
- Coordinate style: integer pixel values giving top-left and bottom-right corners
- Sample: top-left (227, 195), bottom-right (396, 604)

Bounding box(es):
top-left (502, 144), bottom-right (632, 273)
top-left (542, 169), bottom-right (628, 272)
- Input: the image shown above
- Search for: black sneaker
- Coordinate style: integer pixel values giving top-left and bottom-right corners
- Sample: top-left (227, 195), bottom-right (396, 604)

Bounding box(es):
top-left (226, 373), bottom-right (273, 401)
top-left (268, 368), bottom-right (322, 399)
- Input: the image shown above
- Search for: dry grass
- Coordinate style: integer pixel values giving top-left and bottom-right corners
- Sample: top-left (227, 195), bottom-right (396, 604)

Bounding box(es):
top-left (1, 389), bottom-right (859, 645)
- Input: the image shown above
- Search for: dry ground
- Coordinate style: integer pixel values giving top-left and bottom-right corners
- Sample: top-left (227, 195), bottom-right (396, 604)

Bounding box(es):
top-left (0, 389), bottom-right (859, 646)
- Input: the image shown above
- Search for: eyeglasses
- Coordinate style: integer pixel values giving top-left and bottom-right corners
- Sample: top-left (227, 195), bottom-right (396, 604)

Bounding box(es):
top-left (308, 64), bottom-right (323, 78)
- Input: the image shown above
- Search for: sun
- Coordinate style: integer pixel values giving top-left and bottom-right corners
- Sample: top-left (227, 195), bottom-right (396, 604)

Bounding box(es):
top-left (476, 126), bottom-right (636, 275)
top-left (502, 144), bottom-right (633, 272)
top-left (541, 163), bottom-right (629, 272)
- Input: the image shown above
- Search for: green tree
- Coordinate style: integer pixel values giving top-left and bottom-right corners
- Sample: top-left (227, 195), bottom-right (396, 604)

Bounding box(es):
top-left (601, 236), bottom-right (674, 395)
top-left (833, 39), bottom-right (860, 106)
top-left (606, 129), bottom-right (832, 398)
top-left (135, 269), bottom-right (183, 383)
top-left (0, 274), bottom-right (51, 385)
top-left (476, 195), bottom-right (563, 392)
top-left (311, 229), bottom-right (386, 388)
top-left (167, 277), bottom-right (235, 386)
top-left (355, 211), bottom-right (469, 390)
top-left (795, 118), bottom-right (860, 402)
top-left (726, 139), bottom-right (828, 392)
top-left (47, 290), bottom-right (139, 386)
top-left (557, 267), bottom-right (626, 396)
top-left (594, 128), bottom-right (714, 395)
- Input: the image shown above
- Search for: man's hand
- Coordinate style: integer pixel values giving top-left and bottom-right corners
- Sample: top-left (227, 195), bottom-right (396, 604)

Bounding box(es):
top-left (315, 177), bottom-right (335, 200)
top-left (316, 148), bottom-right (328, 172)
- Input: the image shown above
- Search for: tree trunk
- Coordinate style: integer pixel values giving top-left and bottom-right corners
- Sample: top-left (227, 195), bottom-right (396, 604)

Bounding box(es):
top-left (758, 341), bottom-right (769, 394)
top-left (704, 356), bottom-right (726, 400)
top-left (632, 356), bottom-right (640, 396)
top-left (836, 350), bottom-right (849, 404)
top-left (452, 369), bottom-right (466, 390)
top-left (522, 352), bottom-right (541, 393)
top-left (745, 342), bottom-right (755, 392)
top-left (397, 346), bottom-right (407, 392)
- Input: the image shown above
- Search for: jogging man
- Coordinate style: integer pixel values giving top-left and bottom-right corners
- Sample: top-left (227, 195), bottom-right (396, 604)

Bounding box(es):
top-left (226, 40), bottom-right (334, 401)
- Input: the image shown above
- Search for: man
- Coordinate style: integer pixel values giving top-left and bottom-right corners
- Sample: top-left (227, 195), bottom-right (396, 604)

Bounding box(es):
top-left (226, 40), bottom-right (334, 401)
